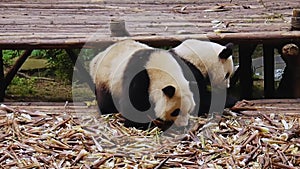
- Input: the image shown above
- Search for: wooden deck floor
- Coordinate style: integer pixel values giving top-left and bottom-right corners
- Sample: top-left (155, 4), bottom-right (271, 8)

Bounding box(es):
top-left (232, 99), bottom-right (300, 116)
top-left (3, 99), bottom-right (300, 116)
top-left (0, 0), bottom-right (299, 49)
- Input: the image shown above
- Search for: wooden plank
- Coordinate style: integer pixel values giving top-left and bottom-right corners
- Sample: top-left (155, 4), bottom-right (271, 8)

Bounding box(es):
top-left (1, 102), bottom-right (87, 106)
top-left (0, 101), bottom-right (98, 113)
top-left (241, 110), bottom-right (300, 116)
top-left (3, 99), bottom-right (300, 116)
top-left (0, 0), bottom-right (298, 47)
top-left (232, 99), bottom-right (300, 116)
top-left (0, 32), bottom-right (299, 50)
top-left (250, 98), bottom-right (300, 104)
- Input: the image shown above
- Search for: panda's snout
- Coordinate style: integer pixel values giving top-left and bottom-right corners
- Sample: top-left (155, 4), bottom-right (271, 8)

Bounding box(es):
top-left (174, 114), bottom-right (189, 127)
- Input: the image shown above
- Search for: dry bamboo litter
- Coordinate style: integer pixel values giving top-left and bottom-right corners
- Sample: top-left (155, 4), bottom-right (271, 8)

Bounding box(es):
top-left (0, 101), bottom-right (300, 169)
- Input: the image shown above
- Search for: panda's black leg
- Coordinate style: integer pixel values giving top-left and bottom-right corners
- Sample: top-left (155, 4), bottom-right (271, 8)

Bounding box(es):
top-left (95, 86), bottom-right (118, 115)
top-left (225, 93), bottom-right (239, 108)
top-left (195, 78), bottom-right (211, 117)
top-left (199, 91), bottom-right (211, 116)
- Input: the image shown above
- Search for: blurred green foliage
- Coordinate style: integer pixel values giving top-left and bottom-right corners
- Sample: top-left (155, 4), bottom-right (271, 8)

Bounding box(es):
top-left (3, 49), bottom-right (75, 82)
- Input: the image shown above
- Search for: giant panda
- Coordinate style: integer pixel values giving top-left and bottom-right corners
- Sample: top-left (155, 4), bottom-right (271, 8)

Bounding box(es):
top-left (169, 39), bottom-right (236, 116)
top-left (90, 39), bottom-right (196, 129)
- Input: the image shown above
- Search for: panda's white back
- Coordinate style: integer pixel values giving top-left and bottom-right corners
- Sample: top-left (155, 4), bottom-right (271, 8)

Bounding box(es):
top-left (173, 39), bottom-right (225, 75)
top-left (90, 39), bottom-right (152, 96)
top-left (173, 39), bottom-right (233, 88)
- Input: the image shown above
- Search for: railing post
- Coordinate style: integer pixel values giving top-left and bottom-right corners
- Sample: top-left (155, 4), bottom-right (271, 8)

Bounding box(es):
top-left (263, 44), bottom-right (275, 98)
top-left (0, 50), bottom-right (4, 102)
top-left (277, 43), bottom-right (300, 98)
top-left (239, 44), bottom-right (256, 99)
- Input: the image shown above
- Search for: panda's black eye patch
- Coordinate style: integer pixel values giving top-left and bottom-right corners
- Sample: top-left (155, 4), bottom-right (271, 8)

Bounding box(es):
top-left (225, 72), bottom-right (230, 80)
top-left (171, 109), bottom-right (180, 117)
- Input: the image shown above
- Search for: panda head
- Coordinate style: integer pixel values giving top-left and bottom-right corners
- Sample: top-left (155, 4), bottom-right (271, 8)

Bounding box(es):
top-left (150, 83), bottom-right (195, 127)
top-left (217, 43), bottom-right (234, 88)
top-left (142, 50), bottom-right (195, 127)
top-left (174, 39), bottom-right (234, 89)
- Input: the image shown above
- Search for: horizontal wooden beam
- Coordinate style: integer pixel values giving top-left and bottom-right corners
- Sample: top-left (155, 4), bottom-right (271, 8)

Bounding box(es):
top-left (0, 31), bottom-right (299, 50)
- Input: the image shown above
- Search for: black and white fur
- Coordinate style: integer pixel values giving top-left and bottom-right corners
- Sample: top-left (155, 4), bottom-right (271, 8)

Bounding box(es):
top-left (170, 39), bottom-right (236, 116)
top-left (90, 40), bottom-right (195, 128)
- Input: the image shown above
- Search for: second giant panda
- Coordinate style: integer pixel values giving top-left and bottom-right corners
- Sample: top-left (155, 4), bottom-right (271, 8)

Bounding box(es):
top-left (170, 39), bottom-right (236, 116)
top-left (90, 40), bottom-right (195, 129)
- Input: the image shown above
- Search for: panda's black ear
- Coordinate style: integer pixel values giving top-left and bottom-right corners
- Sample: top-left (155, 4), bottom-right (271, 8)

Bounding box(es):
top-left (162, 85), bottom-right (176, 98)
top-left (219, 43), bottom-right (234, 59)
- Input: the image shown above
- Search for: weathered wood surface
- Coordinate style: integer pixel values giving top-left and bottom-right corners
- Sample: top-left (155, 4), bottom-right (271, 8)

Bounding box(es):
top-left (232, 99), bottom-right (300, 116)
top-left (3, 99), bottom-right (300, 115)
top-left (2, 102), bottom-right (98, 114)
top-left (0, 0), bottom-right (300, 49)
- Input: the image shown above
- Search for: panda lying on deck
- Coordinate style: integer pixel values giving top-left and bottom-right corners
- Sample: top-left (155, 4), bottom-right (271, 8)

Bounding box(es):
top-left (89, 40), bottom-right (196, 130)
top-left (170, 39), bottom-right (237, 116)
top-left (89, 39), bottom-right (237, 130)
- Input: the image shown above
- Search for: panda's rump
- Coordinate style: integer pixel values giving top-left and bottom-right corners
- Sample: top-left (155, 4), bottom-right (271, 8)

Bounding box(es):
top-left (91, 40), bottom-right (153, 115)
top-left (92, 40), bottom-right (152, 97)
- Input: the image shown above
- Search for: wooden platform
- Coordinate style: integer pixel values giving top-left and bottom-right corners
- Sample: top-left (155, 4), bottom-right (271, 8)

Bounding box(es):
top-left (0, 0), bottom-right (299, 49)
top-left (232, 99), bottom-right (300, 116)
top-left (2, 102), bottom-right (98, 114)
top-left (3, 99), bottom-right (300, 116)
top-left (0, 0), bottom-right (300, 101)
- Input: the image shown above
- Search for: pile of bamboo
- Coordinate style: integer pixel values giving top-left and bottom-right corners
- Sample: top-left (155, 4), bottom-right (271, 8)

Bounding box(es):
top-left (0, 103), bottom-right (299, 168)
